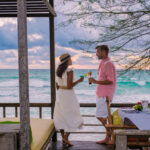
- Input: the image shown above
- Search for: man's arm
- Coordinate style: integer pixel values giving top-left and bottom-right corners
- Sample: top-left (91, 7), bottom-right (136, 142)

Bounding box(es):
top-left (89, 61), bottom-right (115, 85)
top-left (89, 78), bottom-right (113, 85)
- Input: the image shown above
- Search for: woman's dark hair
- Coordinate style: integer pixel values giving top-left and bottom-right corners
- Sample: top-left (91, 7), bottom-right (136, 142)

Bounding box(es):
top-left (56, 60), bottom-right (69, 78)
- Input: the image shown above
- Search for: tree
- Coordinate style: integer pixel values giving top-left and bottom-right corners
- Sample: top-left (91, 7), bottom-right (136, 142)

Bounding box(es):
top-left (59, 0), bottom-right (150, 72)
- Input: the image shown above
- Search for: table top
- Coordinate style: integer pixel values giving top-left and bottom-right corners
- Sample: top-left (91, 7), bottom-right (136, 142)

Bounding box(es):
top-left (118, 109), bottom-right (150, 130)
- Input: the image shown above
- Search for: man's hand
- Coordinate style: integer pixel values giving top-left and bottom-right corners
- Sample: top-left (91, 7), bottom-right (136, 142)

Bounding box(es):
top-left (88, 77), bottom-right (96, 84)
top-left (89, 77), bottom-right (113, 85)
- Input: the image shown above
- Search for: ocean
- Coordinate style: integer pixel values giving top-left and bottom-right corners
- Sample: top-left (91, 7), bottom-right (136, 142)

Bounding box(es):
top-left (0, 69), bottom-right (150, 104)
top-left (0, 69), bottom-right (150, 141)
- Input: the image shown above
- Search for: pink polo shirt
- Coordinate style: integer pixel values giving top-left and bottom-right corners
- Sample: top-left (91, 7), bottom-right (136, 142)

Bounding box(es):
top-left (96, 57), bottom-right (116, 102)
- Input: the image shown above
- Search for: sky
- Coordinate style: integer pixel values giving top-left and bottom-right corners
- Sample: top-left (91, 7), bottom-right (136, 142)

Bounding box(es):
top-left (0, 1), bottom-right (134, 70)
top-left (0, 16), bottom-right (102, 69)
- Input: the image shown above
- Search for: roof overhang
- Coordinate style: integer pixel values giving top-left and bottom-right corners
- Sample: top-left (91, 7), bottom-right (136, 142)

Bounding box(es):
top-left (0, 0), bottom-right (56, 17)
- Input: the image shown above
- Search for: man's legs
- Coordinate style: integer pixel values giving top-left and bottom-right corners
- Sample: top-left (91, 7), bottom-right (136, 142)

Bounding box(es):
top-left (96, 117), bottom-right (111, 144)
top-left (96, 97), bottom-right (111, 144)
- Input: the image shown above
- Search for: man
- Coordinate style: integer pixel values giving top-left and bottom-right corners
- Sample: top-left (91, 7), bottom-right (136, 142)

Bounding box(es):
top-left (89, 45), bottom-right (116, 144)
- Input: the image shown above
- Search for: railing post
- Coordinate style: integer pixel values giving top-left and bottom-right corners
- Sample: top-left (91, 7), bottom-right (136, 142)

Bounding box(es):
top-left (15, 107), bottom-right (18, 118)
top-left (39, 107), bottom-right (42, 118)
top-left (3, 106), bottom-right (6, 118)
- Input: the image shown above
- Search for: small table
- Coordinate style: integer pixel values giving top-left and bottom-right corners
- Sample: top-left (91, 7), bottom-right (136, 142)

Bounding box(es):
top-left (115, 109), bottom-right (150, 150)
top-left (118, 109), bottom-right (150, 130)
top-left (0, 124), bottom-right (20, 150)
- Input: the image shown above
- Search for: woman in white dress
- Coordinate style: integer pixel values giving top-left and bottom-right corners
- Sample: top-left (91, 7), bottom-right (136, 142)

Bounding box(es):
top-left (54, 53), bottom-right (84, 146)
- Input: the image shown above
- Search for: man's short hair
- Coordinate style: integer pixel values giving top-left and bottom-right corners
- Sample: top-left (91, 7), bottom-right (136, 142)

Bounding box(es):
top-left (95, 45), bottom-right (109, 55)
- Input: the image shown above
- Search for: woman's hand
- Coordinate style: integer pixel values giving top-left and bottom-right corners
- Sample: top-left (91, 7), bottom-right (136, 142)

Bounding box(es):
top-left (67, 71), bottom-right (84, 88)
top-left (78, 77), bottom-right (84, 83)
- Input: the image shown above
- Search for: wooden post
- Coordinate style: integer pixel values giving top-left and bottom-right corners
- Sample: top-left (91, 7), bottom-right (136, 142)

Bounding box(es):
top-left (17, 0), bottom-right (30, 149)
top-left (3, 106), bottom-right (6, 118)
top-left (116, 135), bottom-right (127, 150)
top-left (49, 0), bottom-right (57, 141)
top-left (106, 96), bottom-right (112, 124)
top-left (39, 107), bottom-right (42, 118)
top-left (15, 107), bottom-right (18, 118)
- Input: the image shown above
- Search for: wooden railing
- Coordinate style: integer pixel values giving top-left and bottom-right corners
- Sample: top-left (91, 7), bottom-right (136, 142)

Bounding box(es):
top-left (0, 103), bottom-right (51, 118)
top-left (0, 102), bottom-right (149, 135)
top-left (0, 102), bottom-right (149, 118)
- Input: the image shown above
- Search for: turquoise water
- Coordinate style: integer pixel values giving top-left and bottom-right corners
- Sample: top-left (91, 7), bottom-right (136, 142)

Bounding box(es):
top-left (0, 69), bottom-right (150, 103)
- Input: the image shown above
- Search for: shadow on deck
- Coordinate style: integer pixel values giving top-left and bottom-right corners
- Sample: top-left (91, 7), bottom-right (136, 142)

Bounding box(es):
top-left (49, 141), bottom-right (112, 150)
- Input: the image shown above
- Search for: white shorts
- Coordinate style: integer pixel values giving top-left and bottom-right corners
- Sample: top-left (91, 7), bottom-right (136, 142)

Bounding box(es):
top-left (96, 97), bottom-right (108, 118)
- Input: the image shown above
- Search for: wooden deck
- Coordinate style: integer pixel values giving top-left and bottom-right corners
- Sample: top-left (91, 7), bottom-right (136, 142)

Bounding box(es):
top-left (49, 141), bottom-right (112, 150)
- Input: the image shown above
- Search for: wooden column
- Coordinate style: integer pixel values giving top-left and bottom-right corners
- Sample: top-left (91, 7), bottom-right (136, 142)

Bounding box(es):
top-left (116, 135), bottom-right (127, 150)
top-left (49, 0), bottom-right (57, 141)
top-left (17, 0), bottom-right (30, 149)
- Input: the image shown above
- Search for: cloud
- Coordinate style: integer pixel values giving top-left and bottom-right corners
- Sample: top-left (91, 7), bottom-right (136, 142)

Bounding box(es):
top-left (0, 18), bottom-right (34, 27)
top-left (0, 18), bottom-right (17, 27)
top-left (28, 33), bottom-right (43, 42)
top-left (0, 44), bottom-right (99, 69)
top-left (29, 46), bottom-right (43, 53)
top-left (0, 49), bottom-right (17, 58)
top-left (6, 57), bottom-right (18, 63)
top-left (0, 44), bottom-right (143, 69)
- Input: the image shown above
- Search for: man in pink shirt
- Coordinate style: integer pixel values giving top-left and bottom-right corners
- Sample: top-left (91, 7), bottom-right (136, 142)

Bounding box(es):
top-left (89, 45), bottom-right (116, 144)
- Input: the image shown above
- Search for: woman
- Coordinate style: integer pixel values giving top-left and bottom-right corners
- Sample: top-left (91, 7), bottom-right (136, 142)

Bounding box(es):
top-left (54, 53), bottom-right (84, 146)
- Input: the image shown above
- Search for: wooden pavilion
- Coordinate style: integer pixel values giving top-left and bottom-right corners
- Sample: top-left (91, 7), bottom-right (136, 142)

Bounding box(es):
top-left (0, 0), bottom-right (56, 149)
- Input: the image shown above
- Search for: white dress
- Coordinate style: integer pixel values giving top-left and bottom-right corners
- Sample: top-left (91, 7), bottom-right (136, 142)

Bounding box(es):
top-left (54, 68), bottom-right (83, 132)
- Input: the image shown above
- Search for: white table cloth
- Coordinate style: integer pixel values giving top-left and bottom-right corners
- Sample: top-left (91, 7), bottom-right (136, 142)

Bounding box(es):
top-left (118, 109), bottom-right (150, 130)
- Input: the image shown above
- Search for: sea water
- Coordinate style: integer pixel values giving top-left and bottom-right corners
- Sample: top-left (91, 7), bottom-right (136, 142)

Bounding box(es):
top-left (0, 69), bottom-right (150, 103)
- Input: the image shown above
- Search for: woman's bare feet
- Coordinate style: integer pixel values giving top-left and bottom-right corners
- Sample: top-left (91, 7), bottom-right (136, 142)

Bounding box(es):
top-left (62, 137), bottom-right (74, 146)
top-left (67, 140), bottom-right (74, 147)
top-left (64, 132), bottom-right (74, 146)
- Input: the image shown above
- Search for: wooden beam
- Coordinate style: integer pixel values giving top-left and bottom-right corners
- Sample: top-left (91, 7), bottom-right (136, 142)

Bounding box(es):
top-left (0, 103), bottom-right (51, 107)
top-left (42, 0), bottom-right (56, 17)
top-left (0, 0), bottom-right (57, 17)
top-left (0, 13), bottom-right (50, 17)
top-left (57, 131), bottom-right (106, 134)
top-left (17, 0), bottom-right (30, 149)
top-left (0, 102), bottom-right (149, 108)
top-left (115, 129), bottom-right (150, 136)
top-left (0, 0), bottom-right (43, 2)
top-left (49, 0), bottom-right (57, 142)
top-left (49, 0), bottom-right (55, 120)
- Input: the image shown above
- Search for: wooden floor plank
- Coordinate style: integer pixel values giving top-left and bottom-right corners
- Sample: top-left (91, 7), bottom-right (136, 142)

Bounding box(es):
top-left (49, 141), bottom-right (112, 150)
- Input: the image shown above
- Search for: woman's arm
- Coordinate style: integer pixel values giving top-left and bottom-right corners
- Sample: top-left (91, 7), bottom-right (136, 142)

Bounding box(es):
top-left (56, 82), bottom-right (59, 90)
top-left (67, 71), bottom-right (83, 89)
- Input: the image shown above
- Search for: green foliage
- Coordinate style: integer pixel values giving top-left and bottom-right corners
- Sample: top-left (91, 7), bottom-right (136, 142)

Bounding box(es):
top-left (109, 25), bottom-right (116, 31)
top-left (61, 0), bottom-right (150, 71)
